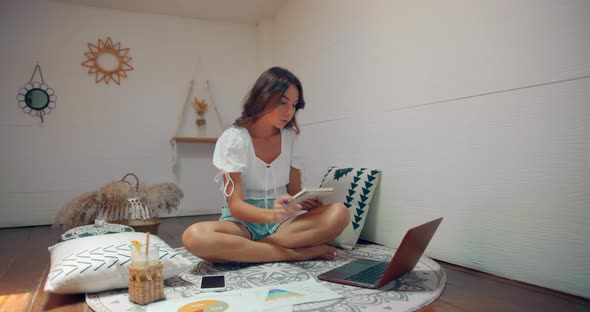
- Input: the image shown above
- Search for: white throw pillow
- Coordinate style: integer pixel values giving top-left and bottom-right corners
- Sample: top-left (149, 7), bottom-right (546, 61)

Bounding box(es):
top-left (45, 232), bottom-right (192, 294)
top-left (320, 167), bottom-right (381, 250)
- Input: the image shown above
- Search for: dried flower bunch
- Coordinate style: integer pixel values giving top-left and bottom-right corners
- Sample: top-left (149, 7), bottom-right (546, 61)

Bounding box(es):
top-left (140, 182), bottom-right (184, 214)
top-left (54, 173), bottom-right (183, 230)
top-left (192, 97), bottom-right (208, 115)
top-left (192, 97), bottom-right (208, 126)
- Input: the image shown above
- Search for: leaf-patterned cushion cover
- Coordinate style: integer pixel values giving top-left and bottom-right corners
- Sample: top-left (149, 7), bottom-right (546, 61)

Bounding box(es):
top-left (45, 232), bottom-right (192, 294)
top-left (320, 167), bottom-right (381, 250)
top-left (59, 222), bottom-right (134, 242)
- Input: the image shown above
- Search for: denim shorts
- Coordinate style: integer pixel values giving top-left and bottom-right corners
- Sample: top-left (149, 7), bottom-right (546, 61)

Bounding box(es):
top-left (219, 198), bottom-right (281, 241)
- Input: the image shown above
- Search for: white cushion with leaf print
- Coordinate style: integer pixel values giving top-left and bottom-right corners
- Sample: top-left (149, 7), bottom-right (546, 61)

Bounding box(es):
top-left (320, 166), bottom-right (381, 250)
top-left (45, 232), bottom-right (192, 294)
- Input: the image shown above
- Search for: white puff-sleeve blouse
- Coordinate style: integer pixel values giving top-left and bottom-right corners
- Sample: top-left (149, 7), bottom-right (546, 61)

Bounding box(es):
top-left (212, 127), bottom-right (303, 200)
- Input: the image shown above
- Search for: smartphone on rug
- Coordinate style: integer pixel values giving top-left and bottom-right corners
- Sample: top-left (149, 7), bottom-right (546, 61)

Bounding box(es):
top-left (199, 274), bottom-right (227, 292)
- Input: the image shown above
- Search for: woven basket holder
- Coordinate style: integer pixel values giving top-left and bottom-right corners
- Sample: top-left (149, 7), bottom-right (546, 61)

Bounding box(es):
top-left (102, 173), bottom-right (161, 231)
top-left (128, 262), bottom-right (164, 305)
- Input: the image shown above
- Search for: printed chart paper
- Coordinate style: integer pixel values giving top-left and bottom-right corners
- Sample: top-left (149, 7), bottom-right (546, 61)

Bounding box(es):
top-left (146, 279), bottom-right (341, 312)
top-left (255, 278), bottom-right (342, 309)
top-left (146, 291), bottom-right (261, 312)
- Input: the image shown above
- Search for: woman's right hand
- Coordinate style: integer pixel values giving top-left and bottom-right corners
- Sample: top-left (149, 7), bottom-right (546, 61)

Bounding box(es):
top-left (272, 195), bottom-right (303, 222)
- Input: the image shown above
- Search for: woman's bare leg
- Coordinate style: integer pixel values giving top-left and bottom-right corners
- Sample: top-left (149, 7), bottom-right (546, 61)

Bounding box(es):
top-left (182, 220), bottom-right (339, 263)
top-left (261, 202), bottom-right (350, 249)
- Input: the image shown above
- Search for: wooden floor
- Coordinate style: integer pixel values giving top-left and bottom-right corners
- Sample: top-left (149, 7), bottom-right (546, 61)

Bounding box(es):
top-left (1, 215), bottom-right (588, 312)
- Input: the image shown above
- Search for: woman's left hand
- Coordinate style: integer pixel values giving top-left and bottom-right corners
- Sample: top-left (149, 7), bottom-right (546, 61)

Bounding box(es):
top-left (272, 195), bottom-right (303, 222)
top-left (300, 196), bottom-right (324, 211)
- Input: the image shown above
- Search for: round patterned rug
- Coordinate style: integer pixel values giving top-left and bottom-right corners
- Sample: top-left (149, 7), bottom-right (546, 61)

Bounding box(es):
top-left (86, 243), bottom-right (446, 312)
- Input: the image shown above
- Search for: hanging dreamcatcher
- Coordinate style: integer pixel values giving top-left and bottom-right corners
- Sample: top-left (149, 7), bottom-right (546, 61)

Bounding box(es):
top-left (17, 64), bottom-right (57, 123)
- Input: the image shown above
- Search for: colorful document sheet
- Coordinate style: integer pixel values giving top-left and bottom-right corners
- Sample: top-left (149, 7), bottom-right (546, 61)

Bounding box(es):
top-left (146, 278), bottom-right (342, 312)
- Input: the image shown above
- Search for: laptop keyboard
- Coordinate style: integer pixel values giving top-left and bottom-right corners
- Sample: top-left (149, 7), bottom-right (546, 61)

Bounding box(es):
top-left (344, 261), bottom-right (389, 285)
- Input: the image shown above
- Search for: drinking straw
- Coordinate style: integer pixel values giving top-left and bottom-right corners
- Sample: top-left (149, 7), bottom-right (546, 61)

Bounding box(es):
top-left (145, 232), bottom-right (150, 258)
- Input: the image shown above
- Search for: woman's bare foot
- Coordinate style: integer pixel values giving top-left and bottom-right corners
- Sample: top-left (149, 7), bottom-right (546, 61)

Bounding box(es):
top-left (295, 244), bottom-right (339, 261)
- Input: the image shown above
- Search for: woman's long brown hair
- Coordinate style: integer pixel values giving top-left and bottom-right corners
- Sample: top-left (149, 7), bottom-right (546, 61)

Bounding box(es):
top-left (234, 67), bottom-right (306, 133)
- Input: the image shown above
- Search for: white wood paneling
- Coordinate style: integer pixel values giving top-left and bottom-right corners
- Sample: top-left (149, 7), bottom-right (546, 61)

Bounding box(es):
top-left (273, 0), bottom-right (590, 124)
top-left (270, 0), bottom-right (590, 298)
top-left (0, 0), bottom-right (253, 227)
top-left (172, 143), bottom-right (223, 217)
top-left (297, 77), bottom-right (590, 297)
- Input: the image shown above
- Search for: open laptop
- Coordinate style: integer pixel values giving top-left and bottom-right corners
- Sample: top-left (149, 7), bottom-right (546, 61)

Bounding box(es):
top-left (317, 217), bottom-right (443, 289)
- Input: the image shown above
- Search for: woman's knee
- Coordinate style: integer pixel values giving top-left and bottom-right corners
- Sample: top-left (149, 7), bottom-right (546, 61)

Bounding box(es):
top-left (182, 223), bottom-right (215, 257)
top-left (329, 202), bottom-right (350, 231)
top-left (309, 202), bottom-right (349, 238)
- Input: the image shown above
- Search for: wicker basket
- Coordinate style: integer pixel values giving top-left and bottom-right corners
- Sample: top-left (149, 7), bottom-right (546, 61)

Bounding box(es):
top-left (128, 262), bottom-right (164, 305)
top-left (98, 173), bottom-right (161, 234)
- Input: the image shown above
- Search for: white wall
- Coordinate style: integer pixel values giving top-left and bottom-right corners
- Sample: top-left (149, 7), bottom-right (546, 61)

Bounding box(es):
top-left (256, 18), bottom-right (274, 74)
top-left (269, 0), bottom-right (590, 298)
top-left (0, 0), bottom-right (256, 227)
top-left (2, 0), bottom-right (588, 299)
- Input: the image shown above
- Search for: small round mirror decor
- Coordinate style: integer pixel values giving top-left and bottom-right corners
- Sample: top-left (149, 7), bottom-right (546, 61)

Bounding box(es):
top-left (81, 36), bottom-right (134, 85)
top-left (17, 64), bottom-right (56, 123)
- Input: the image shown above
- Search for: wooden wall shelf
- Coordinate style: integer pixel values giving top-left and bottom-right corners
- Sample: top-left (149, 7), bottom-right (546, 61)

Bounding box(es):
top-left (173, 136), bottom-right (218, 143)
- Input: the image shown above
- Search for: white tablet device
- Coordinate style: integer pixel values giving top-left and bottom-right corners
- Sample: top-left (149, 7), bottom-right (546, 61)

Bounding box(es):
top-left (290, 187), bottom-right (335, 205)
